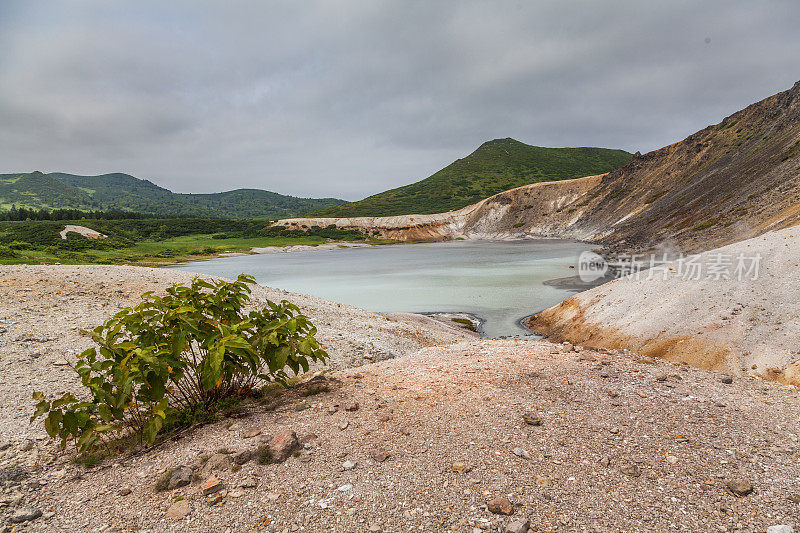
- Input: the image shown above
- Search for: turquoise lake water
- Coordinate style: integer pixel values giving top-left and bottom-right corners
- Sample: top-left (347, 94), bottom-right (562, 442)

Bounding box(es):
top-left (168, 239), bottom-right (592, 338)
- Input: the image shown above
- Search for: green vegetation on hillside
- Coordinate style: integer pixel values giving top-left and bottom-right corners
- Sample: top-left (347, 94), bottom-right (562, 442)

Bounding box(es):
top-left (0, 218), bottom-right (374, 265)
top-left (0, 172), bottom-right (346, 219)
top-left (310, 138), bottom-right (633, 217)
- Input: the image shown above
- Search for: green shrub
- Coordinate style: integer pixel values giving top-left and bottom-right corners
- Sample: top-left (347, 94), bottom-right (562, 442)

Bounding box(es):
top-left (451, 317), bottom-right (477, 332)
top-left (692, 220), bottom-right (717, 231)
top-left (0, 246), bottom-right (18, 258)
top-left (256, 444), bottom-right (273, 465)
top-left (301, 385), bottom-right (330, 397)
top-left (31, 274), bottom-right (327, 453)
top-left (154, 468), bottom-right (176, 492)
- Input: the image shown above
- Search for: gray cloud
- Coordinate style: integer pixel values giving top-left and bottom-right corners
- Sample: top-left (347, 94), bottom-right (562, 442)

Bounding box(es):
top-left (1, 0), bottom-right (799, 199)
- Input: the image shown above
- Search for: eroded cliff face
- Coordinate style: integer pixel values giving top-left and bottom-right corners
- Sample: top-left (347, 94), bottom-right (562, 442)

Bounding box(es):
top-left (279, 81), bottom-right (800, 253)
top-left (529, 225), bottom-right (800, 385)
top-left (275, 174), bottom-right (607, 242)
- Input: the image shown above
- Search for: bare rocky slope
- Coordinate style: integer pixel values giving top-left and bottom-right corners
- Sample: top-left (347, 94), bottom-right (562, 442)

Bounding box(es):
top-left (529, 225), bottom-right (800, 385)
top-left (275, 174), bottom-right (605, 242)
top-left (279, 80), bottom-right (800, 254)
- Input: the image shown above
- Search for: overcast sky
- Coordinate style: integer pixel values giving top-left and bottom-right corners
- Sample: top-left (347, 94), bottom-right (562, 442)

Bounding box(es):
top-left (1, 1), bottom-right (799, 200)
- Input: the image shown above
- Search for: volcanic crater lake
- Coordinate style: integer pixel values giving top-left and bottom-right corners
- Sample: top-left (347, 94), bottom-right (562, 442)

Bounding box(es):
top-left (168, 239), bottom-right (593, 338)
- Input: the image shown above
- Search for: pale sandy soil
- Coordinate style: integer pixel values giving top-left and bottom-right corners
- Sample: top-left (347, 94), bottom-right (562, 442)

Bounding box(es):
top-left (0, 265), bottom-right (473, 441)
top-left (57, 225), bottom-right (106, 240)
top-left (530, 225), bottom-right (800, 383)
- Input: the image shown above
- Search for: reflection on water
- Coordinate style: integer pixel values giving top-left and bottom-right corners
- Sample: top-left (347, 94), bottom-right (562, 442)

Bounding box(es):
top-left (167, 239), bottom-right (592, 338)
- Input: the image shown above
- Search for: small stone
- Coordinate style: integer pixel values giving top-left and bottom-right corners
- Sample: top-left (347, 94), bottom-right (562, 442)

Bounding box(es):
top-left (202, 453), bottom-right (233, 473)
top-left (506, 518), bottom-right (531, 533)
top-left (726, 479), bottom-right (753, 497)
top-left (207, 489), bottom-right (227, 505)
top-left (599, 456), bottom-right (610, 467)
top-left (368, 525), bottom-right (381, 532)
top-left (201, 475), bottom-right (224, 495)
top-left (620, 463), bottom-right (641, 477)
top-left (232, 449), bottom-right (253, 465)
top-left (512, 447), bottom-right (531, 460)
top-left (487, 497), bottom-right (514, 515)
top-left (345, 402), bottom-right (359, 411)
top-left (268, 429), bottom-right (301, 462)
top-left (452, 462), bottom-right (470, 473)
top-left (118, 487), bottom-right (132, 496)
top-left (300, 433), bottom-right (318, 444)
top-left (52, 359), bottom-right (69, 366)
top-left (239, 476), bottom-right (257, 489)
top-left (655, 373), bottom-right (668, 382)
top-left (165, 500), bottom-right (190, 520)
top-left (522, 412), bottom-right (541, 426)
top-left (370, 449), bottom-right (390, 462)
top-left (342, 460), bottom-right (357, 471)
top-left (266, 492), bottom-right (280, 501)
top-left (767, 526), bottom-right (795, 533)
top-left (167, 465), bottom-right (193, 490)
top-left (229, 489), bottom-right (245, 498)
top-left (339, 420), bottom-right (350, 430)
top-left (10, 506), bottom-right (42, 523)
top-left (665, 455), bottom-right (679, 465)
top-left (337, 484), bottom-right (353, 492)
top-left (0, 466), bottom-right (28, 483)
top-left (721, 375), bottom-right (733, 384)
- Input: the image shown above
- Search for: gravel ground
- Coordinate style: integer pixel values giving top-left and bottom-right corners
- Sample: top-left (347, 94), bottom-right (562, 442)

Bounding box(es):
top-left (0, 265), bottom-right (473, 441)
top-left (249, 242), bottom-right (372, 254)
top-left (1, 266), bottom-right (799, 532)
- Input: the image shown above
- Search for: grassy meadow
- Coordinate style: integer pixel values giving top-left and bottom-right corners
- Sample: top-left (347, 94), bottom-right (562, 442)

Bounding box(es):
top-left (0, 217), bottom-right (379, 266)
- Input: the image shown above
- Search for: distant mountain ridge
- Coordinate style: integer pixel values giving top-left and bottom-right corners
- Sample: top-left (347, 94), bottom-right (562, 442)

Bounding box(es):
top-left (0, 171), bottom-right (346, 219)
top-left (278, 80), bottom-right (800, 253)
top-left (309, 139), bottom-right (633, 217)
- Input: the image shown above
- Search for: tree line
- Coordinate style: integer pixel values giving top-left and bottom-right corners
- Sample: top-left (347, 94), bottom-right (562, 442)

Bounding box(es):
top-left (0, 206), bottom-right (181, 221)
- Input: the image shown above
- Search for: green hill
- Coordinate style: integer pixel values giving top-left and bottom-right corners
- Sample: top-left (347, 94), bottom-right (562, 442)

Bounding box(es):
top-left (310, 138), bottom-right (633, 217)
top-left (0, 172), bottom-right (346, 219)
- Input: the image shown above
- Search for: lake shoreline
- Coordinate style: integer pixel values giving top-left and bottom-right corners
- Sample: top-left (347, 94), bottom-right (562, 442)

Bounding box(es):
top-left (169, 239), bottom-right (592, 338)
